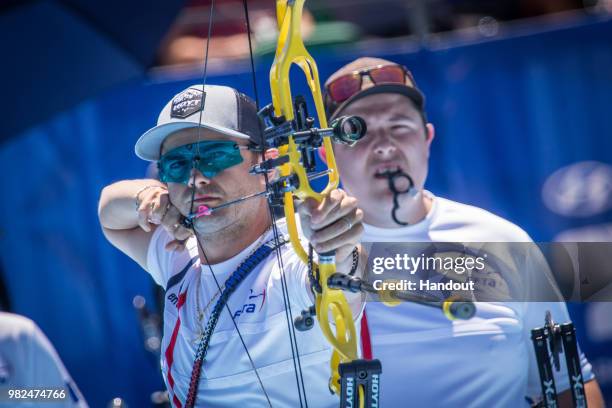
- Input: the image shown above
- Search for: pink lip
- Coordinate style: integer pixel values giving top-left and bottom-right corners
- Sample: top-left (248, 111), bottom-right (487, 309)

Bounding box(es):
top-left (194, 195), bottom-right (219, 201)
top-left (188, 195), bottom-right (221, 205)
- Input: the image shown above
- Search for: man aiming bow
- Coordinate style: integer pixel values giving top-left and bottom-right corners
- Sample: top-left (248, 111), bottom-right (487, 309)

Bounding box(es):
top-left (98, 84), bottom-right (365, 407)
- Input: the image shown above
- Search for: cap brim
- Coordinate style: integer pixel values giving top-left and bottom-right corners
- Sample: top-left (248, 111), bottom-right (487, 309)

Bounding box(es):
top-left (135, 121), bottom-right (252, 161)
top-left (330, 83), bottom-right (425, 120)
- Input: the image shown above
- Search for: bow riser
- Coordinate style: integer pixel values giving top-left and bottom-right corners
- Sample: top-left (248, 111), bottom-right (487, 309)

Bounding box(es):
top-left (269, 0), bottom-right (360, 397)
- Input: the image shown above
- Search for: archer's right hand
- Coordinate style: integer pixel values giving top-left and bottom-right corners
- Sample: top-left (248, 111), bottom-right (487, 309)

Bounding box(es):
top-left (136, 186), bottom-right (193, 251)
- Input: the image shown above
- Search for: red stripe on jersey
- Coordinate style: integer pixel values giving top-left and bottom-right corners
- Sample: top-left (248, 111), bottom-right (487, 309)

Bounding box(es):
top-left (165, 292), bottom-right (187, 408)
top-left (360, 309), bottom-right (373, 360)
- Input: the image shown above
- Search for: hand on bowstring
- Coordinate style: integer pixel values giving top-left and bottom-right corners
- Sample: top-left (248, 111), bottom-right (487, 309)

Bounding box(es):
top-left (135, 185), bottom-right (193, 251)
top-left (297, 188), bottom-right (364, 275)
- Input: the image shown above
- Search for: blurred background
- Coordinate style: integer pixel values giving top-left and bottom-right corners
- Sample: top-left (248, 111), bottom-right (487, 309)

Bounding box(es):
top-left (1, 0), bottom-right (611, 406)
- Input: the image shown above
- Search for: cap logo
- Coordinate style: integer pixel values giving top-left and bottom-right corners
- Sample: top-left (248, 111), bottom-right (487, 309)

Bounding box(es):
top-left (171, 88), bottom-right (206, 119)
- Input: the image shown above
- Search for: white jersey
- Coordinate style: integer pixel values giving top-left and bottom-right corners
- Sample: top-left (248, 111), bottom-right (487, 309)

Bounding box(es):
top-left (362, 192), bottom-right (594, 407)
top-left (0, 312), bottom-right (88, 408)
top-left (146, 221), bottom-right (341, 407)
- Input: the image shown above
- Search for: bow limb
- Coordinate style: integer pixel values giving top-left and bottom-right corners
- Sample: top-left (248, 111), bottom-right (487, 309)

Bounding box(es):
top-left (270, 0), bottom-right (360, 397)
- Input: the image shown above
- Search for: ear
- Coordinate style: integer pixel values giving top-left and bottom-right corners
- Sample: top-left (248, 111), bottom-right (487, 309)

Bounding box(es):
top-left (425, 123), bottom-right (435, 157)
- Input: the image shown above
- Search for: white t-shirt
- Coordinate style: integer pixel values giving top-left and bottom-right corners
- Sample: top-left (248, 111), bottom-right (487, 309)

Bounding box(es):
top-left (362, 192), bottom-right (594, 407)
top-left (146, 221), bottom-right (341, 408)
top-left (0, 312), bottom-right (88, 408)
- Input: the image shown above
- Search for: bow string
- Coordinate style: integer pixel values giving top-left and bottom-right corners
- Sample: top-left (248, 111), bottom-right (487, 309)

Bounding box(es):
top-left (184, 1), bottom-right (369, 407)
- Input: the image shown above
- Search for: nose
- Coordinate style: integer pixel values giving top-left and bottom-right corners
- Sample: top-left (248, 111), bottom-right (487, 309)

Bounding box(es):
top-left (188, 167), bottom-right (212, 188)
top-left (373, 138), bottom-right (397, 159)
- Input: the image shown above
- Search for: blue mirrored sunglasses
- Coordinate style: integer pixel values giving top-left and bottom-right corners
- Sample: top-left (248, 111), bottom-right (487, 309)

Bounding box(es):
top-left (158, 141), bottom-right (245, 184)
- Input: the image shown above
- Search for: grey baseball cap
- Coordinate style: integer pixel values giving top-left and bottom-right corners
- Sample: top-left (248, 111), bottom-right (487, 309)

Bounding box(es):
top-left (135, 84), bottom-right (263, 161)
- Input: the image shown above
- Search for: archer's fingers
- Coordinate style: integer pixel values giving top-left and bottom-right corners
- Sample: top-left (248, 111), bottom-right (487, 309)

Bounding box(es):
top-left (312, 189), bottom-right (345, 223)
top-left (310, 208), bottom-right (363, 243)
top-left (298, 189), bottom-right (342, 219)
top-left (149, 193), bottom-right (170, 224)
top-left (137, 188), bottom-right (168, 230)
top-left (296, 197), bottom-right (314, 218)
top-left (296, 204), bottom-right (314, 240)
top-left (137, 201), bottom-right (154, 232)
top-left (174, 225), bottom-right (193, 241)
top-left (311, 222), bottom-right (364, 254)
top-left (311, 192), bottom-right (359, 230)
top-left (162, 204), bottom-right (193, 241)
top-left (161, 205), bottom-right (183, 228)
top-left (161, 218), bottom-right (192, 242)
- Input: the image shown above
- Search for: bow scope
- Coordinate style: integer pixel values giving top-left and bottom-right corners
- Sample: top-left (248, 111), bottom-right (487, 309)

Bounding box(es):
top-left (330, 116), bottom-right (367, 146)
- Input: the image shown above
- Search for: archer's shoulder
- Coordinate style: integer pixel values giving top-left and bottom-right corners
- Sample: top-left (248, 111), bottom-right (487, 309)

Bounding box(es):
top-left (0, 312), bottom-right (41, 343)
top-left (146, 227), bottom-right (198, 288)
top-left (433, 196), bottom-right (533, 242)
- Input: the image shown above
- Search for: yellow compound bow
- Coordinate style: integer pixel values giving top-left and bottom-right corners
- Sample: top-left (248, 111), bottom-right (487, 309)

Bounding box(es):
top-left (254, 1), bottom-right (379, 406)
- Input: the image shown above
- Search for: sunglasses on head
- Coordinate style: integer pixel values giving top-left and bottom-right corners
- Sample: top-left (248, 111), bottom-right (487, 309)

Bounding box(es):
top-left (325, 64), bottom-right (416, 105)
top-left (158, 140), bottom-right (246, 184)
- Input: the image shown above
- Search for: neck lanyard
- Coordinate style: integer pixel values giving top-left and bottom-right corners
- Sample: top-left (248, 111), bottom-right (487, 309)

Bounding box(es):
top-left (185, 234), bottom-right (287, 406)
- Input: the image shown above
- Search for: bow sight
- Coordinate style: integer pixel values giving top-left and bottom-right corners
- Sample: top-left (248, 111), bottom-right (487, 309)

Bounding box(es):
top-left (251, 96), bottom-right (367, 205)
top-left (259, 96), bottom-right (366, 148)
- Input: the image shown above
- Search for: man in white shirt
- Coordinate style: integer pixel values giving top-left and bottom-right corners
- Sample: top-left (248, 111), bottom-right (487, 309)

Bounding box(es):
top-left (98, 84), bottom-right (365, 407)
top-left (322, 57), bottom-right (605, 407)
top-left (0, 312), bottom-right (87, 407)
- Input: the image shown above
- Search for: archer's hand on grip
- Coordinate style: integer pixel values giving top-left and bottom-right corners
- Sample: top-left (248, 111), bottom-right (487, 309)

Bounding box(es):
top-left (297, 189), bottom-right (364, 273)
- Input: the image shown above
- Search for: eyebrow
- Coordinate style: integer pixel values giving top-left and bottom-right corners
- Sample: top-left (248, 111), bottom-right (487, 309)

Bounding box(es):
top-left (388, 115), bottom-right (417, 122)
